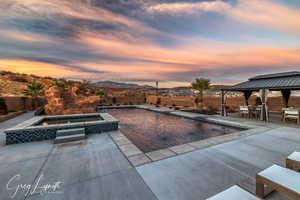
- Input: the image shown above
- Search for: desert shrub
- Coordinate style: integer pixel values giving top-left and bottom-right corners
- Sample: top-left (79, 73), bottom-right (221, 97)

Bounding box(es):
top-left (94, 90), bottom-right (107, 96)
top-left (52, 81), bottom-right (66, 89)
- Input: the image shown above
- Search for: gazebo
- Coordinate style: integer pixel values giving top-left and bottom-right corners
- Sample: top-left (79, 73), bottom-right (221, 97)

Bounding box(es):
top-left (221, 71), bottom-right (300, 121)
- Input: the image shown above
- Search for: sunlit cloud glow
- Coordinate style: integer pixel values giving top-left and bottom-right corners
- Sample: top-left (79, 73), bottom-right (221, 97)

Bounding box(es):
top-left (0, 0), bottom-right (300, 87)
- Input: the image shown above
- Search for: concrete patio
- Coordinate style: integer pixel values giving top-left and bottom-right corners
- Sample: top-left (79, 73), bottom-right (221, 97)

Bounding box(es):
top-left (0, 112), bottom-right (299, 200)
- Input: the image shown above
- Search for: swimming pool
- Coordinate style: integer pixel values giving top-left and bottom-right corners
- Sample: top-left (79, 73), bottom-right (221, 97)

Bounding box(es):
top-left (106, 108), bottom-right (244, 153)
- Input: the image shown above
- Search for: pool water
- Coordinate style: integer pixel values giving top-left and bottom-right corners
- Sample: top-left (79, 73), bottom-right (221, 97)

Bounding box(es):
top-left (106, 109), bottom-right (243, 153)
top-left (37, 116), bottom-right (102, 126)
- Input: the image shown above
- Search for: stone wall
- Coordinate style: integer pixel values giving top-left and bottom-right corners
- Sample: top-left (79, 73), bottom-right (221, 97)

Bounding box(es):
top-left (2, 93), bottom-right (299, 115)
top-left (106, 94), bottom-right (146, 105)
top-left (0, 96), bottom-right (45, 112)
top-left (146, 95), bottom-right (300, 112)
top-left (146, 95), bottom-right (195, 107)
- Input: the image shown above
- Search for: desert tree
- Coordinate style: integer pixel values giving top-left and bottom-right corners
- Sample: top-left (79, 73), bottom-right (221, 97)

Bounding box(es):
top-left (191, 78), bottom-right (211, 105)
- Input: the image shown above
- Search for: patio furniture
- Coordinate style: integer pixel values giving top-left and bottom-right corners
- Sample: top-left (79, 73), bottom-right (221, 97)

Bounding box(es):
top-left (283, 109), bottom-right (300, 124)
top-left (286, 152), bottom-right (300, 171)
top-left (240, 106), bottom-right (250, 118)
top-left (256, 164), bottom-right (300, 199)
top-left (282, 107), bottom-right (294, 120)
top-left (254, 105), bottom-right (262, 119)
top-left (206, 185), bottom-right (261, 200)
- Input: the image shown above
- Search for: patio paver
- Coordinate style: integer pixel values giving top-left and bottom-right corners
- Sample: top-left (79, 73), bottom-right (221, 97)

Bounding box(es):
top-left (128, 153), bottom-right (151, 166)
top-left (146, 149), bottom-right (176, 161)
top-left (118, 143), bottom-right (143, 157)
top-left (169, 144), bottom-right (195, 154)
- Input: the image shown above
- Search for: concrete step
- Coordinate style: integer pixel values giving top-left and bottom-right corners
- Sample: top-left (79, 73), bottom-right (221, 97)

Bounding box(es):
top-left (56, 128), bottom-right (85, 137)
top-left (54, 133), bottom-right (86, 144)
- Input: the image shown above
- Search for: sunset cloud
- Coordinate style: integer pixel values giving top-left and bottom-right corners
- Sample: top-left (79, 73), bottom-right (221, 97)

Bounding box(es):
top-left (146, 0), bottom-right (300, 35)
top-left (0, 0), bottom-right (300, 86)
top-left (146, 1), bottom-right (229, 15)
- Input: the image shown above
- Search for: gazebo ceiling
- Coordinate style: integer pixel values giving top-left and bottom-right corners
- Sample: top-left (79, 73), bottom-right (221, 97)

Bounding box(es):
top-left (223, 71), bottom-right (300, 91)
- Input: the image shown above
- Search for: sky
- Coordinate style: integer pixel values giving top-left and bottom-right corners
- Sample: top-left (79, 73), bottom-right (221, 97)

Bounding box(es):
top-left (0, 0), bottom-right (300, 87)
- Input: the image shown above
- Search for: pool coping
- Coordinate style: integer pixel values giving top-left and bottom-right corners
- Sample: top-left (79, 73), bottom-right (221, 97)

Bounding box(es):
top-left (4, 113), bottom-right (118, 132)
top-left (98, 105), bottom-right (269, 167)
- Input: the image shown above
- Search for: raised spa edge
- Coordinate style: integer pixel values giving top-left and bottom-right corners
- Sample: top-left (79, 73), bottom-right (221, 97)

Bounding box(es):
top-left (4, 113), bottom-right (119, 145)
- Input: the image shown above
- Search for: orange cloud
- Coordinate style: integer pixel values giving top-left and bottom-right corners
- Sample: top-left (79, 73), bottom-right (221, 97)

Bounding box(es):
top-left (0, 60), bottom-right (94, 78)
top-left (78, 30), bottom-right (300, 69)
top-left (0, 30), bottom-right (56, 44)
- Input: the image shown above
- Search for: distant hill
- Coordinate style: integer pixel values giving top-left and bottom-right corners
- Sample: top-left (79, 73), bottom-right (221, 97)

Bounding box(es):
top-left (172, 85), bottom-right (229, 91)
top-left (209, 85), bottom-right (229, 91)
top-left (94, 81), bottom-right (154, 89)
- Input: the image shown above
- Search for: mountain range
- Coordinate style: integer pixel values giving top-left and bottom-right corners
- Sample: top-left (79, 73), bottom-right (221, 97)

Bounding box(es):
top-left (94, 81), bottom-right (154, 89)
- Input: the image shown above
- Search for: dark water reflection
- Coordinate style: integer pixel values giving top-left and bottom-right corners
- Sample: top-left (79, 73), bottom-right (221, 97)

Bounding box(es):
top-left (107, 109), bottom-right (240, 153)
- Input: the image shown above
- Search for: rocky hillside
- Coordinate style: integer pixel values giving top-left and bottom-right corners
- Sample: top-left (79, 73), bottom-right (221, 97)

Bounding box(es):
top-left (0, 79), bottom-right (27, 96)
top-left (0, 71), bottom-right (57, 96)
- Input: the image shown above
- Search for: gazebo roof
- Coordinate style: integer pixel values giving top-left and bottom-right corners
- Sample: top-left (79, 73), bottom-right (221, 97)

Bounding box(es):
top-left (223, 71), bottom-right (300, 91)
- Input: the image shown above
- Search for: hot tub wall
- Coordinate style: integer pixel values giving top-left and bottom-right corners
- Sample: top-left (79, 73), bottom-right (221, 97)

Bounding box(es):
top-left (5, 118), bottom-right (118, 145)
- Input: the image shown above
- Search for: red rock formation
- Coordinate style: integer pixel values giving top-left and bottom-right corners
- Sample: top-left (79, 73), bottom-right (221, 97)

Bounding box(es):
top-left (44, 86), bottom-right (65, 115)
top-left (44, 86), bottom-right (100, 115)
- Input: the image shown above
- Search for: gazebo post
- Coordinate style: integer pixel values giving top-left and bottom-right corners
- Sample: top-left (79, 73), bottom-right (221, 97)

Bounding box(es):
top-left (281, 89), bottom-right (291, 108)
top-left (259, 89), bottom-right (269, 122)
top-left (221, 90), bottom-right (226, 116)
top-left (243, 91), bottom-right (252, 105)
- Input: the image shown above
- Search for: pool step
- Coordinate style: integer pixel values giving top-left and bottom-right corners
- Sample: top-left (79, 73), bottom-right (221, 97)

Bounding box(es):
top-left (54, 128), bottom-right (86, 144)
top-left (56, 128), bottom-right (85, 137)
top-left (54, 133), bottom-right (86, 144)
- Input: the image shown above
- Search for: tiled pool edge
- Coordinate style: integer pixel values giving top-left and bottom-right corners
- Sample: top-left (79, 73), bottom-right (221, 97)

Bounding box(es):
top-left (101, 105), bottom-right (269, 167)
top-left (109, 126), bottom-right (270, 167)
top-left (4, 113), bottom-right (119, 145)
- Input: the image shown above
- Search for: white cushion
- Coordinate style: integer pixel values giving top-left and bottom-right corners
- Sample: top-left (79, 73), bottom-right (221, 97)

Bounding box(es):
top-left (288, 152), bottom-right (300, 162)
top-left (285, 110), bottom-right (299, 115)
top-left (240, 106), bottom-right (249, 111)
top-left (206, 185), bottom-right (259, 200)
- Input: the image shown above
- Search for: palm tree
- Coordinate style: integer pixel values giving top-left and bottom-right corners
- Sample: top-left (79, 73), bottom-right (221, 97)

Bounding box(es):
top-left (23, 81), bottom-right (44, 109)
top-left (191, 78), bottom-right (211, 106)
top-left (23, 81), bottom-right (44, 97)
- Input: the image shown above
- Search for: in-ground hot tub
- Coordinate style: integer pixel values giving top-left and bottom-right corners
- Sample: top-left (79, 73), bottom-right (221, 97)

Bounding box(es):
top-left (4, 113), bottom-right (118, 144)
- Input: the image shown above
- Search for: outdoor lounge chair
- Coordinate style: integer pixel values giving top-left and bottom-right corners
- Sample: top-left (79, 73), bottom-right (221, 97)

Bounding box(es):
top-left (286, 151), bottom-right (300, 171)
top-left (206, 185), bottom-right (261, 200)
top-left (283, 109), bottom-right (300, 124)
top-left (240, 106), bottom-right (250, 118)
top-left (254, 105), bottom-right (262, 119)
top-left (256, 164), bottom-right (300, 199)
